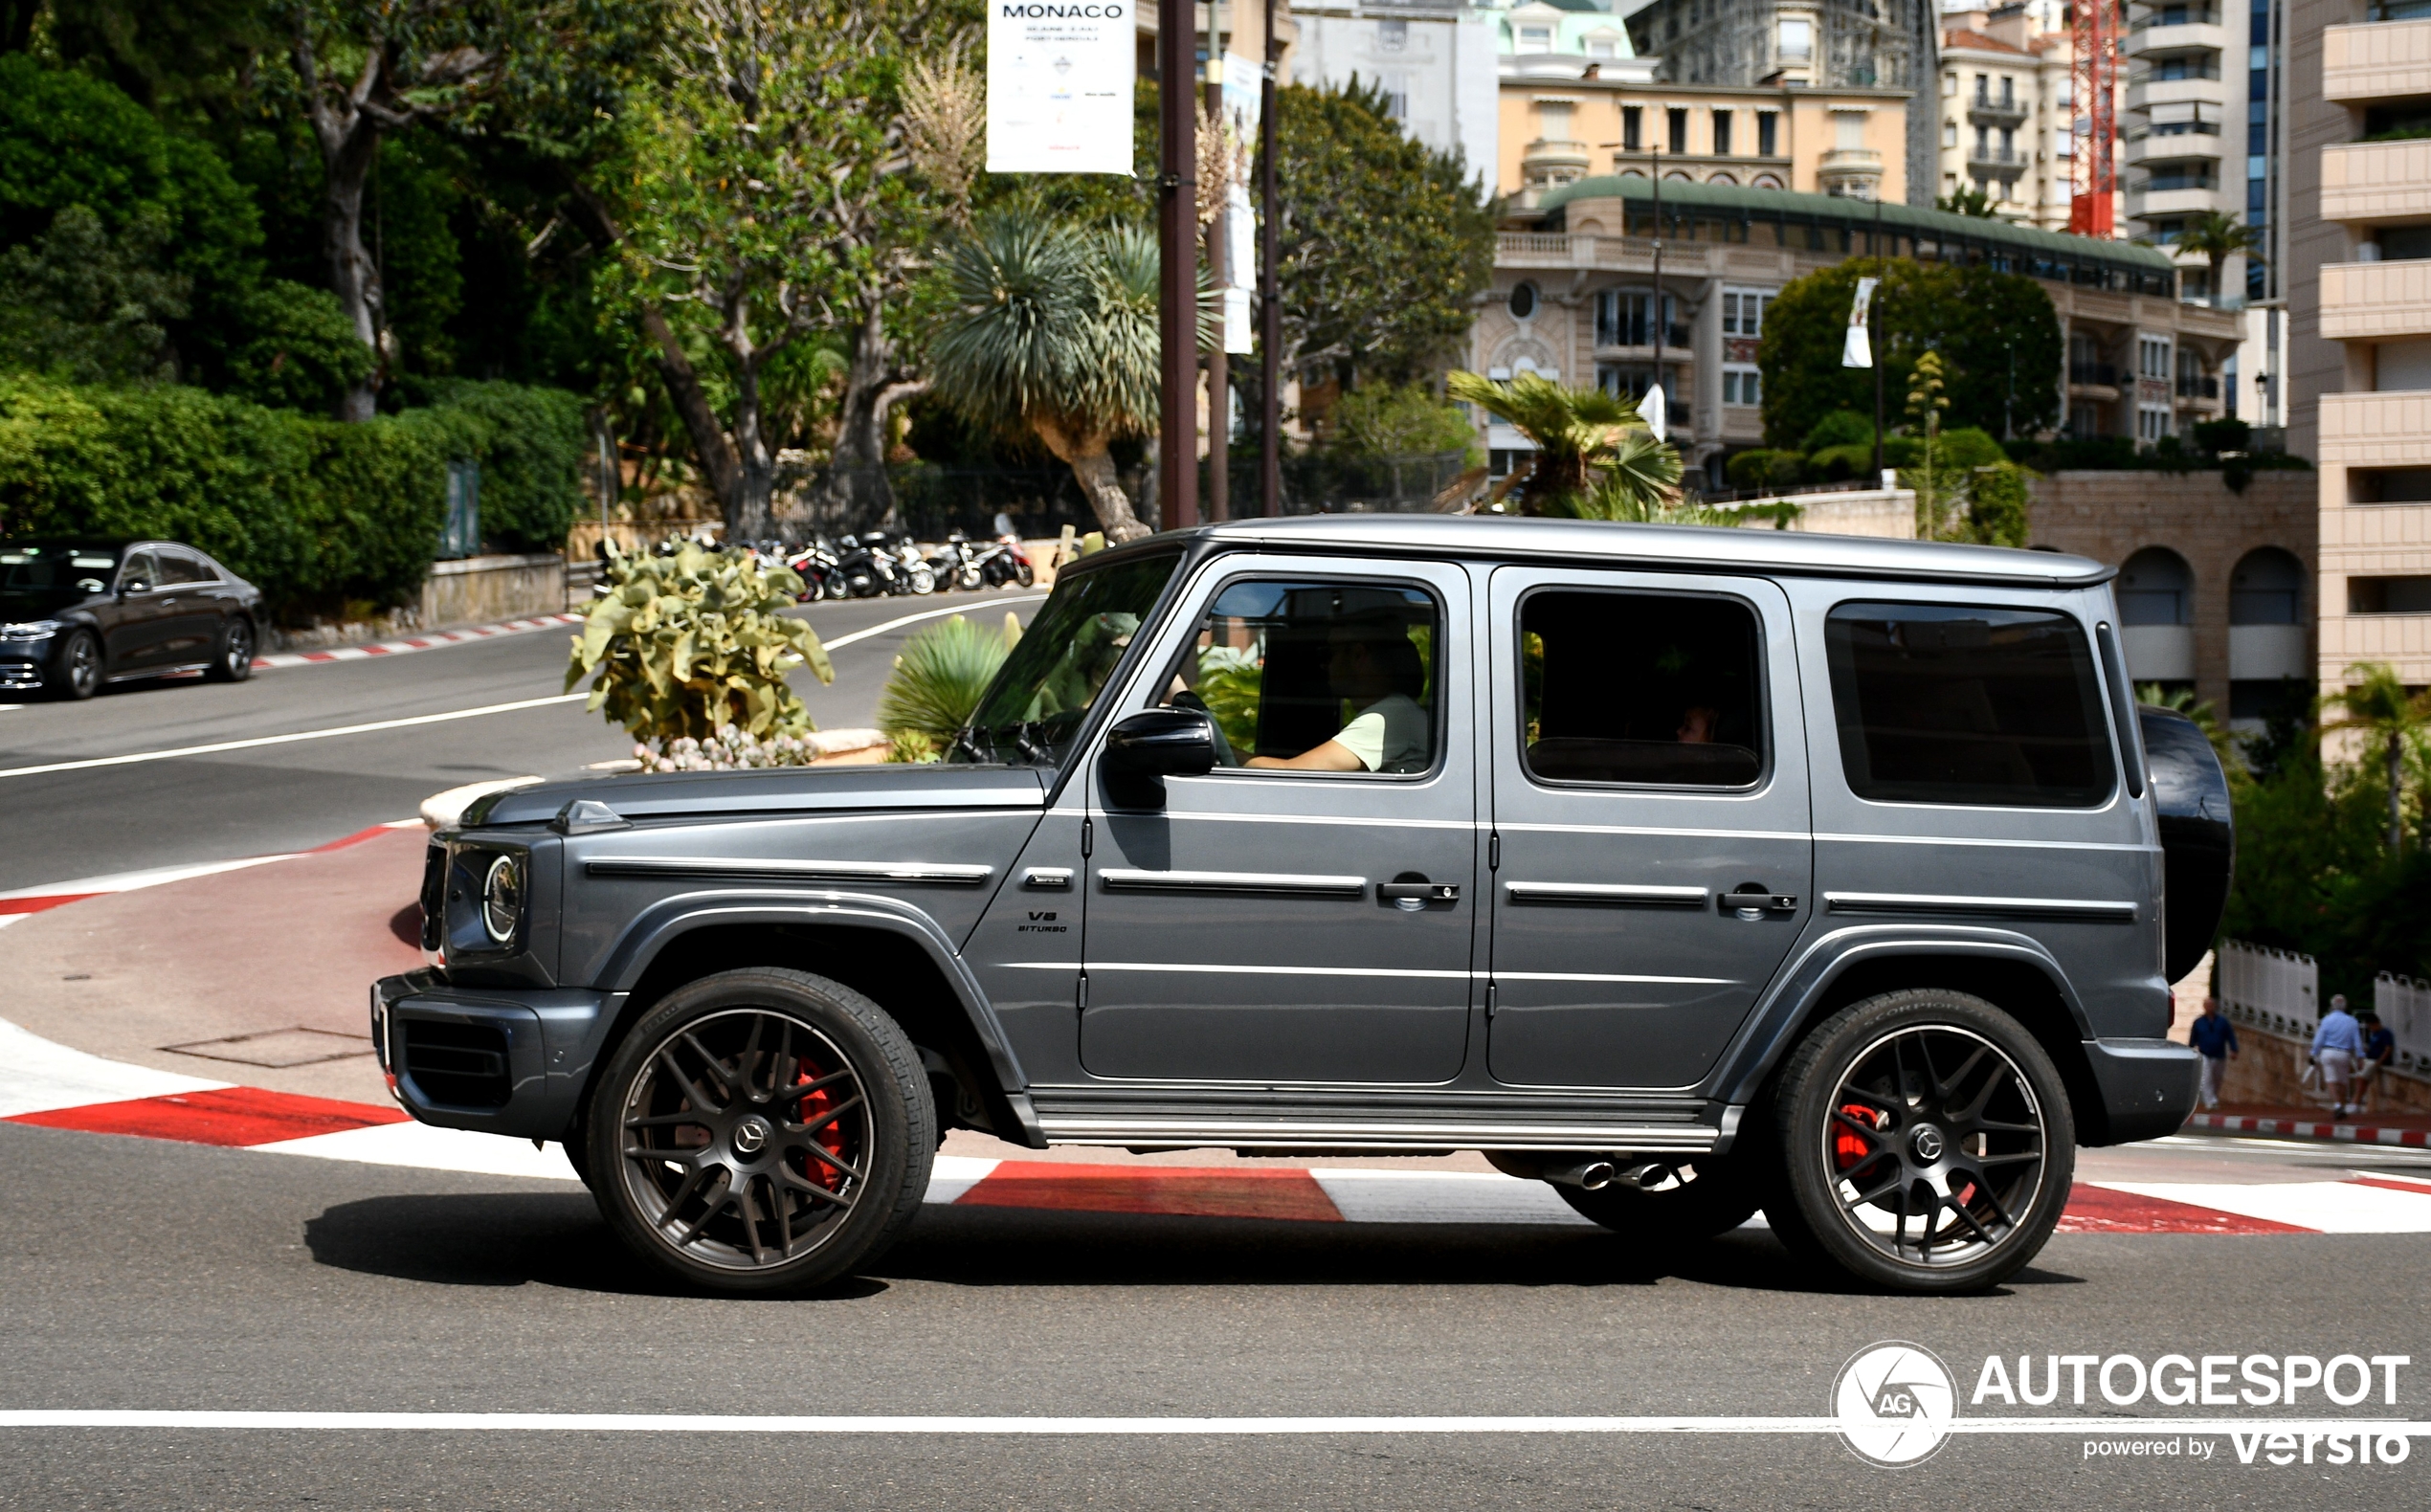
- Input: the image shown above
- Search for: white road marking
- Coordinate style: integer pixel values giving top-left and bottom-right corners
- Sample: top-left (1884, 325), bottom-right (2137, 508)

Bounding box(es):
top-left (2094, 1179), bottom-right (2431, 1233)
top-left (0, 1412), bottom-right (2422, 1436)
top-left (924, 1154), bottom-right (1001, 1203)
top-left (815, 594), bottom-right (1046, 653)
top-left (0, 1017), bottom-right (227, 1119)
top-left (251, 1123), bottom-right (582, 1182)
top-left (1310, 1168), bottom-right (1598, 1227)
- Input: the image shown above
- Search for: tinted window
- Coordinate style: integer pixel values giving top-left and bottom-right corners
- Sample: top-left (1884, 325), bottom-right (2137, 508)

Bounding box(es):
top-left (957, 552), bottom-right (1180, 765)
top-left (1825, 602), bottom-right (2113, 808)
top-left (1161, 579), bottom-right (1439, 775)
top-left (155, 548), bottom-right (211, 586)
top-left (1521, 590), bottom-right (1764, 787)
top-left (119, 550), bottom-right (160, 589)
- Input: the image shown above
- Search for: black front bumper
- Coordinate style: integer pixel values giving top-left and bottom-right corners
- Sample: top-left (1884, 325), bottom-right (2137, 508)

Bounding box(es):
top-left (2081, 1036), bottom-right (2201, 1145)
top-left (0, 638), bottom-right (55, 691)
top-left (372, 970), bottom-right (619, 1141)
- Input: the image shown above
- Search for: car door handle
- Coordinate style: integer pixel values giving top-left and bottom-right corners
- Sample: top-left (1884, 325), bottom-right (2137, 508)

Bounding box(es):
top-left (1716, 890), bottom-right (1798, 916)
top-left (1377, 881), bottom-right (1459, 903)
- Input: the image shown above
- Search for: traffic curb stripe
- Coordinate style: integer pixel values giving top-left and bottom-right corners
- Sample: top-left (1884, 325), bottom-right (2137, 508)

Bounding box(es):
top-left (251, 612), bottom-right (586, 671)
top-left (2183, 1111), bottom-right (2431, 1147)
top-left (9, 1086), bottom-right (410, 1146)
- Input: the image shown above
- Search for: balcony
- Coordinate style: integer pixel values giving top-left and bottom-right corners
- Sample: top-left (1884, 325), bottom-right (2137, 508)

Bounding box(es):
top-left (1817, 147), bottom-right (1884, 195)
top-left (2320, 389), bottom-right (2431, 466)
top-left (1968, 145), bottom-right (2029, 179)
top-left (1595, 325), bottom-right (1694, 352)
top-left (2123, 625), bottom-right (2197, 680)
top-left (2229, 624), bottom-right (2309, 681)
top-left (2127, 21), bottom-right (2229, 57)
top-left (2321, 138), bottom-right (2431, 223)
top-left (2128, 183), bottom-right (2230, 218)
top-left (2127, 128), bottom-right (2223, 167)
top-left (1968, 96), bottom-right (2030, 129)
top-left (2127, 76), bottom-right (2228, 113)
top-left (2322, 258), bottom-right (2431, 340)
top-left (2175, 374), bottom-right (2221, 399)
top-left (2324, 19), bottom-right (2431, 103)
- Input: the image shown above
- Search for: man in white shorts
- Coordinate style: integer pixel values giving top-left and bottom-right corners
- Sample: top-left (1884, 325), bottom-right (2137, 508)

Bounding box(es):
top-left (2312, 993), bottom-right (2366, 1118)
top-left (1245, 620), bottom-right (1429, 773)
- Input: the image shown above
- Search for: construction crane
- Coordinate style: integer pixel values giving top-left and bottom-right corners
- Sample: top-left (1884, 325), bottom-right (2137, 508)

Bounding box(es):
top-left (2069, 0), bottom-right (2122, 235)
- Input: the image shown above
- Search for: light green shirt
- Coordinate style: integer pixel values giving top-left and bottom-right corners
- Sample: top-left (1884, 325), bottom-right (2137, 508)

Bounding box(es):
top-left (1333, 693), bottom-right (1428, 772)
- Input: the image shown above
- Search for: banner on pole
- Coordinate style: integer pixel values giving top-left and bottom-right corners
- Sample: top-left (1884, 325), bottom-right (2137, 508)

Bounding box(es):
top-left (1640, 383), bottom-right (1666, 441)
top-left (1219, 53), bottom-right (1261, 353)
top-left (986, 1), bottom-right (1136, 175)
top-left (1841, 277), bottom-right (1879, 368)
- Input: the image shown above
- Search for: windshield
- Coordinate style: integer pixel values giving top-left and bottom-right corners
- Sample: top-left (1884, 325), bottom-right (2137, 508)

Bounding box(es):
top-left (952, 551), bottom-right (1182, 766)
top-left (0, 543), bottom-right (120, 610)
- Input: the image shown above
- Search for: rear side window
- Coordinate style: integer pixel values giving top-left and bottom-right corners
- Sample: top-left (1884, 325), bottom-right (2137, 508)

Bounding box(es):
top-left (1521, 589), bottom-right (1765, 787)
top-left (1825, 601), bottom-right (2113, 808)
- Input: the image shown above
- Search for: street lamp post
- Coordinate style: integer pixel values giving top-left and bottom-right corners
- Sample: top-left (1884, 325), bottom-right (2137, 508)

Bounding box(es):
top-left (1157, 0), bottom-right (1198, 531)
top-left (1871, 189), bottom-right (1885, 481)
top-left (1649, 145), bottom-right (1662, 417)
top-left (1203, 10), bottom-right (1228, 523)
top-left (1260, 5), bottom-right (1282, 516)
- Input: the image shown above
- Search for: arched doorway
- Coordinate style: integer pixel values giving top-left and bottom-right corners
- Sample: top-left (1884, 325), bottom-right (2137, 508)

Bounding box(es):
top-left (2118, 546), bottom-right (2195, 686)
top-left (2228, 545), bottom-right (2309, 733)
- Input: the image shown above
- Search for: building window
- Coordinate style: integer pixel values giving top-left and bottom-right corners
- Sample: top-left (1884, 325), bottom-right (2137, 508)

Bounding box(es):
top-left (1509, 281), bottom-right (1539, 321)
top-left (1377, 17), bottom-right (1408, 50)
top-left (1723, 366), bottom-right (1762, 406)
top-left (1668, 107), bottom-right (1688, 154)
top-left (1779, 17), bottom-right (1813, 60)
top-left (1621, 106), bottom-right (1642, 151)
top-left (1595, 289), bottom-right (1679, 346)
top-left (1722, 288), bottom-right (1773, 335)
top-left (1944, 121), bottom-right (1957, 146)
top-left (1944, 71), bottom-right (1958, 96)
top-left (1757, 111), bottom-right (1778, 156)
top-left (1713, 110), bottom-right (1732, 155)
top-left (1837, 111), bottom-right (1866, 150)
top-left (1587, 37), bottom-right (1617, 56)
top-left (2138, 405), bottom-right (2173, 441)
top-left (2139, 335), bottom-right (2173, 379)
top-left (1517, 24), bottom-right (1553, 52)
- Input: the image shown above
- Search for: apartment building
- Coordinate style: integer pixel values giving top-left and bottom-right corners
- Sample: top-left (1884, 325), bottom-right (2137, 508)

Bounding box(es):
top-left (2286, 0), bottom-right (2431, 700)
top-left (1477, 178), bottom-right (2240, 484)
top-left (1288, 0), bottom-right (1501, 188)
top-left (1935, 9), bottom-right (2075, 230)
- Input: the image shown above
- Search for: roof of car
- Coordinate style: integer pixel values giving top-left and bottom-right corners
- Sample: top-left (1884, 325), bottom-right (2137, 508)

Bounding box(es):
top-left (1103, 515), bottom-right (2113, 588)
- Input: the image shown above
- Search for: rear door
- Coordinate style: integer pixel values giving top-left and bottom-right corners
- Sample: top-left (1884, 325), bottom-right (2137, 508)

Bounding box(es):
top-left (1484, 567), bottom-right (1813, 1090)
top-left (150, 547), bottom-right (224, 663)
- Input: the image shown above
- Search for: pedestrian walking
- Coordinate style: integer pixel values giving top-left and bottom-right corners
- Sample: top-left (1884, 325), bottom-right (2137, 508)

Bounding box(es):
top-left (2186, 997), bottom-right (2239, 1110)
top-left (2313, 993), bottom-right (2366, 1118)
top-left (2358, 1010), bottom-right (2397, 1116)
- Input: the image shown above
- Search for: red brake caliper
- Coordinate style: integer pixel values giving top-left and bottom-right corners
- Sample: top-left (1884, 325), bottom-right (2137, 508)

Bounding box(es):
top-left (794, 1057), bottom-right (850, 1192)
top-left (1834, 1103), bottom-right (1885, 1170)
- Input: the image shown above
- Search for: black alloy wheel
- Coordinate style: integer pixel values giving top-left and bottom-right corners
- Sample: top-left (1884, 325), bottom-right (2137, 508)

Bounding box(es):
top-left (206, 616), bottom-right (255, 682)
top-left (1762, 989), bottom-right (2073, 1293)
top-left (587, 968), bottom-right (933, 1293)
top-left (1554, 1152), bottom-right (1762, 1243)
top-left (49, 629), bottom-right (100, 700)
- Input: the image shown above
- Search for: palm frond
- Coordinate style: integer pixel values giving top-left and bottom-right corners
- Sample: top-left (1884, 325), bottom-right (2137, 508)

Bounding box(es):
top-left (877, 614), bottom-right (1015, 744)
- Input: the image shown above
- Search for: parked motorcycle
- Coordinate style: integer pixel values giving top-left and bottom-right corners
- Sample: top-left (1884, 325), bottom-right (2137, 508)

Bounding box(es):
top-left (925, 532), bottom-right (986, 592)
top-left (882, 530), bottom-right (938, 595)
top-left (971, 532), bottom-right (1037, 589)
top-left (785, 537), bottom-right (848, 601)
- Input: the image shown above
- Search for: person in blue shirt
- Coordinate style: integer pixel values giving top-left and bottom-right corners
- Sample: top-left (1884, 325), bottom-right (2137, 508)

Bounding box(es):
top-left (2312, 994), bottom-right (2367, 1118)
top-left (2358, 1011), bottom-right (2398, 1116)
top-left (2187, 997), bottom-right (2239, 1110)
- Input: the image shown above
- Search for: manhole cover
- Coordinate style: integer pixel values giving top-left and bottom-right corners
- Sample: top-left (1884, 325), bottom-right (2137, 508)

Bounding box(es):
top-left (162, 1027), bottom-right (375, 1068)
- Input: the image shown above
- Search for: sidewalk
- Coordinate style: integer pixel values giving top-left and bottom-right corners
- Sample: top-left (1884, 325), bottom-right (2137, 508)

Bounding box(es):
top-left (2183, 1102), bottom-right (2431, 1148)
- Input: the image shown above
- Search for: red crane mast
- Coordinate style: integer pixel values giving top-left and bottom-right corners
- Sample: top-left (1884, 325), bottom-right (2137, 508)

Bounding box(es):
top-left (2070, 0), bottom-right (2122, 235)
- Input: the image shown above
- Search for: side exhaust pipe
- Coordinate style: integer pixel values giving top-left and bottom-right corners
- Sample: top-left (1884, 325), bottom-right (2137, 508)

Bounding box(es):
top-left (1540, 1158), bottom-right (1617, 1191)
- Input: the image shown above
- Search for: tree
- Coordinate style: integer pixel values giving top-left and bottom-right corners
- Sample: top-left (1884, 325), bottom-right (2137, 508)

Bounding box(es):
top-left (1757, 258), bottom-right (2062, 450)
top-left (1275, 79), bottom-right (1493, 387)
top-left (1445, 370), bottom-right (1648, 514)
top-left (1541, 432), bottom-right (1694, 520)
top-left (927, 211), bottom-right (1193, 544)
top-left (2170, 210), bottom-right (2264, 307)
top-left (1329, 383), bottom-right (1475, 459)
top-left (1935, 184), bottom-right (2000, 219)
top-left (606, 0), bottom-right (958, 539)
top-left (2324, 662), bottom-right (2431, 855)
top-left (0, 204), bottom-right (189, 383)
top-left (281, 0), bottom-right (499, 420)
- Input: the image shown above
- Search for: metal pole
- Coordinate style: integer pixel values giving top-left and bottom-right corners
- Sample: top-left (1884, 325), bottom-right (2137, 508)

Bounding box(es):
top-left (1871, 190), bottom-right (1885, 480)
top-left (1204, 11), bottom-right (1229, 523)
top-left (1649, 144), bottom-right (1662, 413)
top-left (1158, 0), bottom-right (1198, 532)
top-left (1260, 7), bottom-right (1282, 517)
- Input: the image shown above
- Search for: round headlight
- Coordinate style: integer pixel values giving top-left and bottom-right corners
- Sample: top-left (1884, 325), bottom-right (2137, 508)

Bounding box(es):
top-left (481, 855), bottom-right (523, 944)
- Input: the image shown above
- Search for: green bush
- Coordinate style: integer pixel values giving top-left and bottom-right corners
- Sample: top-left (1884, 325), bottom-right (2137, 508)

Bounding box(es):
top-left (567, 543), bottom-right (833, 743)
top-left (0, 373), bottom-right (590, 619)
top-left (1800, 410), bottom-right (1875, 453)
top-left (1726, 449), bottom-right (1803, 491)
top-left (878, 611), bottom-right (1021, 756)
top-left (1330, 383), bottom-right (1477, 460)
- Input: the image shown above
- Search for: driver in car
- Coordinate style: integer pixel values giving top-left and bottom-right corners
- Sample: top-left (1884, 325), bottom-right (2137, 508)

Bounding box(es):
top-left (1245, 618), bottom-right (1428, 773)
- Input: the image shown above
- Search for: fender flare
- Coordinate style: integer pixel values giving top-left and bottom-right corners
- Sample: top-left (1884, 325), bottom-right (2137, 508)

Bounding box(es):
top-left (1706, 924), bottom-right (2096, 1109)
top-left (595, 888), bottom-right (1033, 1105)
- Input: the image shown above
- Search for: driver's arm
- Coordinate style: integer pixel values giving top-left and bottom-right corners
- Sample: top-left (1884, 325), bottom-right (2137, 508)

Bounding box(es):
top-left (1244, 741), bottom-right (1364, 772)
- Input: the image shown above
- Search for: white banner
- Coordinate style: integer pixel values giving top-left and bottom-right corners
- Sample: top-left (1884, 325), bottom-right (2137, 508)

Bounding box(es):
top-left (1842, 276), bottom-right (1879, 368)
top-left (986, 0), bottom-right (1136, 176)
top-left (1219, 53), bottom-right (1261, 353)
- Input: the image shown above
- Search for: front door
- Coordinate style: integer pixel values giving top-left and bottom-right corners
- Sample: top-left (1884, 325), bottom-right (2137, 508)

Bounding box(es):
top-left (100, 547), bottom-right (174, 672)
top-left (1485, 567), bottom-right (1813, 1090)
top-left (1079, 556), bottom-right (1479, 1085)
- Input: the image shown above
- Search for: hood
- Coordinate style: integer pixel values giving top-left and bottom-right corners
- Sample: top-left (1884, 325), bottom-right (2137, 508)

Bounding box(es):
top-left (0, 588), bottom-right (99, 621)
top-left (473, 762), bottom-right (1048, 827)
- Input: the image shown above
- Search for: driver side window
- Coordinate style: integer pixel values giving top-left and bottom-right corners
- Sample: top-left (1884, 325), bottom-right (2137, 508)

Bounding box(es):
top-left (1160, 578), bottom-right (1440, 776)
top-left (118, 550), bottom-right (159, 592)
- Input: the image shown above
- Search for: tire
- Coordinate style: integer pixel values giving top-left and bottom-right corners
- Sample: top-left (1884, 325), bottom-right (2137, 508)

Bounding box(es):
top-left (205, 615), bottom-right (255, 682)
top-left (1554, 1153), bottom-right (1762, 1243)
top-left (586, 968), bottom-right (935, 1294)
top-left (47, 628), bottom-right (100, 700)
top-left (906, 564), bottom-right (936, 595)
top-left (1759, 989), bottom-right (2074, 1293)
top-left (956, 565), bottom-right (984, 592)
top-left (1014, 558), bottom-right (1036, 588)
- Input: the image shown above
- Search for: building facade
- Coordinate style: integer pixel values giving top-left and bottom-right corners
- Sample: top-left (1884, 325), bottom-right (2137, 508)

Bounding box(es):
top-left (1935, 8), bottom-right (2076, 230)
top-left (1287, 0), bottom-right (1503, 189)
top-left (1477, 178), bottom-right (2241, 483)
top-left (2286, 0), bottom-right (2431, 699)
top-left (1625, 0), bottom-right (1944, 204)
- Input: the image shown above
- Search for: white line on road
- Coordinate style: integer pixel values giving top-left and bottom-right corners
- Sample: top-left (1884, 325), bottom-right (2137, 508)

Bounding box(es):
top-left (0, 595), bottom-right (1047, 780)
top-left (0, 1412), bottom-right (2421, 1435)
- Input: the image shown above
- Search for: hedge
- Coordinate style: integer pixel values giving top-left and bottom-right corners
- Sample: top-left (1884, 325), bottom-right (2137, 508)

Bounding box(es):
top-left (0, 376), bottom-right (585, 621)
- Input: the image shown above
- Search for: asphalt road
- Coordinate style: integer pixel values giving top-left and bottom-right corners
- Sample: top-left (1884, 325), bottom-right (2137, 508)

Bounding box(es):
top-left (1, 1124), bottom-right (2426, 1509)
top-left (0, 588), bottom-right (1043, 891)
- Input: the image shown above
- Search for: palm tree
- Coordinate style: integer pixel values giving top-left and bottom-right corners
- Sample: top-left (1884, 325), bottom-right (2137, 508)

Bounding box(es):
top-left (929, 211), bottom-right (1207, 543)
top-left (878, 612), bottom-right (1020, 757)
top-left (2324, 662), bottom-right (2431, 854)
top-left (1444, 370), bottom-right (1651, 514)
top-left (2171, 211), bottom-right (2265, 308)
top-left (1538, 432), bottom-right (1703, 520)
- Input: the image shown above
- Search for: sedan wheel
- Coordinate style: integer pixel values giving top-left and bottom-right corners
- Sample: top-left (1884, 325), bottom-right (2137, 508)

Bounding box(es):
top-left (1763, 989), bottom-right (2072, 1293)
top-left (50, 629), bottom-right (100, 700)
top-left (588, 968), bottom-right (933, 1292)
top-left (206, 617), bottom-right (255, 682)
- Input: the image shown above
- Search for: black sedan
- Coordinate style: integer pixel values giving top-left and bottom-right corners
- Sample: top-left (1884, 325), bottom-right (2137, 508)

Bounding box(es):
top-left (0, 539), bottom-right (263, 700)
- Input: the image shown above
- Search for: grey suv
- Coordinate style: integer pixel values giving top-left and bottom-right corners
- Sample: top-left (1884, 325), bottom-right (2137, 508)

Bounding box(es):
top-left (376, 517), bottom-right (2225, 1294)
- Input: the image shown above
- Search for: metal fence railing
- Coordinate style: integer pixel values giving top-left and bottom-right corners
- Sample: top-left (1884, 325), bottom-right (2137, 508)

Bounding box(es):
top-left (2217, 939), bottom-right (2320, 1043)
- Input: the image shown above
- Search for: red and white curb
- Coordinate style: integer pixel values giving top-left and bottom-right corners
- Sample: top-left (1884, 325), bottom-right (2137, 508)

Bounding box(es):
top-left (252, 612), bottom-right (586, 671)
top-left (7, 1012), bottom-right (2431, 1233)
top-left (0, 820), bottom-right (422, 930)
top-left (2184, 1111), bottom-right (2431, 1148)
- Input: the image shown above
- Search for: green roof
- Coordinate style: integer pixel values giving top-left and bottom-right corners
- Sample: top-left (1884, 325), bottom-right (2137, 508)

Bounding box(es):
top-left (1528, 175), bottom-right (2175, 278)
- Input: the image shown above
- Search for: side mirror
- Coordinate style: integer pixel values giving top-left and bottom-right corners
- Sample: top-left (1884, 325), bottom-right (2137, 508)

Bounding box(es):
top-left (1104, 707), bottom-right (1218, 779)
top-left (119, 578), bottom-right (148, 597)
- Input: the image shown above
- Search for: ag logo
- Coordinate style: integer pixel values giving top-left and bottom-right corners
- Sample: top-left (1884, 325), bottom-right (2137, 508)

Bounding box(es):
top-left (1833, 1342), bottom-right (1956, 1467)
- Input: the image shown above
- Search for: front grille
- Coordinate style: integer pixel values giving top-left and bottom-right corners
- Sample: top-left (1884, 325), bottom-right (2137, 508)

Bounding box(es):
top-left (400, 1018), bottom-right (511, 1107)
top-left (418, 841), bottom-right (446, 951)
